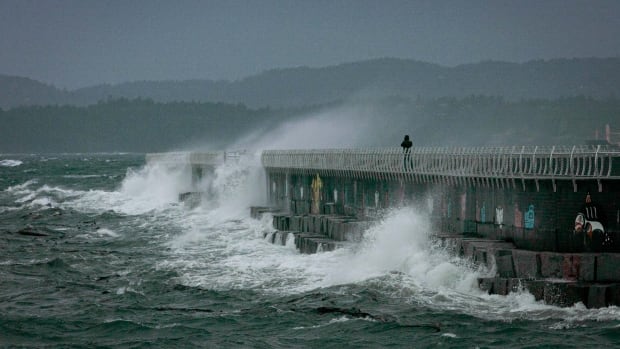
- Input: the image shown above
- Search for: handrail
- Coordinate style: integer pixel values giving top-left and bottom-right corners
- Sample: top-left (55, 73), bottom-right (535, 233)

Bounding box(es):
top-left (145, 150), bottom-right (246, 166)
top-left (262, 146), bottom-right (620, 181)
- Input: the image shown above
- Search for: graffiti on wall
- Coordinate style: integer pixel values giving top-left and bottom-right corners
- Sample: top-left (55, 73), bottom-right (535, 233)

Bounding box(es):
top-left (311, 174), bottom-right (323, 214)
top-left (514, 203), bottom-right (523, 228)
top-left (460, 193), bottom-right (467, 220)
top-left (480, 202), bottom-right (486, 223)
top-left (495, 206), bottom-right (504, 227)
top-left (574, 192), bottom-right (610, 247)
top-left (524, 204), bottom-right (535, 229)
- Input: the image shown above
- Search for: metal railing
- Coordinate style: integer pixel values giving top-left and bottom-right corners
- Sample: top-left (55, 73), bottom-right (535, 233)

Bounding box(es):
top-left (145, 151), bottom-right (246, 166)
top-left (262, 146), bottom-right (620, 184)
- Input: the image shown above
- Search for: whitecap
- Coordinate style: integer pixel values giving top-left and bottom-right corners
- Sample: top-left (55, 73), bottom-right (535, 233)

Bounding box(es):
top-left (0, 159), bottom-right (22, 167)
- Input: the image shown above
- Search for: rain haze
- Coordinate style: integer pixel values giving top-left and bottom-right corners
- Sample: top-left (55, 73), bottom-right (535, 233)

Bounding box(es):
top-left (1, 0), bottom-right (620, 88)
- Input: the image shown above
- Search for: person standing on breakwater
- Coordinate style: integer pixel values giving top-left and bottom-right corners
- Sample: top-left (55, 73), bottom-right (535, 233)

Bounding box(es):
top-left (401, 135), bottom-right (413, 171)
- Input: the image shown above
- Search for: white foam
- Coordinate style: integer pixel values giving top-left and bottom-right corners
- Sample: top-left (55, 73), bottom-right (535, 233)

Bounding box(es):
top-left (94, 228), bottom-right (120, 238)
top-left (5, 179), bottom-right (38, 194)
top-left (0, 159), bottom-right (23, 167)
top-left (58, 162), bottom-right (193, 215)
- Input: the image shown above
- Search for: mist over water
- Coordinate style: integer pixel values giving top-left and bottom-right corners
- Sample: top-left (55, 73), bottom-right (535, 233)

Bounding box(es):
top-left (231, 103), bottom-right (413, 151)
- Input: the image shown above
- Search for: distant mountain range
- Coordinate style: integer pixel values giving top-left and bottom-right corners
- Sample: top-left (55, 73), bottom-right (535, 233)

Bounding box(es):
top-left (2, 57), bottom-right (620, 109)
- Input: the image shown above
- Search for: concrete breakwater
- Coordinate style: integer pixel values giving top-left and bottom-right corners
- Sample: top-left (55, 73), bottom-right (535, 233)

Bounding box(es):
top-left (250, 206), bottom-right (372, 254)
top-left (253, 207), bottom-right (620, 308)
top-left (145, 146), bottom-right (620, 308)
top-left (437, 234), bottom-right (620, 308)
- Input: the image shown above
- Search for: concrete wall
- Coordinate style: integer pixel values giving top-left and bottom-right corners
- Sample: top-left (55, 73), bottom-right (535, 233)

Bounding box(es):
top-left (266, 171), bottom-right (620, 253)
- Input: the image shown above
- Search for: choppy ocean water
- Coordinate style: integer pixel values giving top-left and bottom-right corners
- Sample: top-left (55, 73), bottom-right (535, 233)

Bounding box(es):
top-left (1, 153), bottom-right (620, 348)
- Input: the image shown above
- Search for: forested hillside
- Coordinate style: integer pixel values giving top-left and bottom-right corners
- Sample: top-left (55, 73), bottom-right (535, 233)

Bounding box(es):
top-left (2, 57), bottom-right (620, 109)
top-left (1, 96), bottom-right (618, 153)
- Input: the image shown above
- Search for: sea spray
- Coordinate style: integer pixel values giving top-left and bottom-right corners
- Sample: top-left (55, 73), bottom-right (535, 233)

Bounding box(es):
top-left (120, 162), bottom-right (192, 209)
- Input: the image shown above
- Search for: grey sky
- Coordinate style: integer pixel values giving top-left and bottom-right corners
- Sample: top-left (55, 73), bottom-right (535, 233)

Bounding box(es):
top-left (1, 0), bottom-right (619, 89)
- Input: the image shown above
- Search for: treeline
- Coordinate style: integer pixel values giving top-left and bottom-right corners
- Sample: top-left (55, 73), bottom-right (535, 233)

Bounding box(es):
top-left (411, 95), bottom-right (620, 146)
top-left (0, 96), bottom-right (618, 153)
top-left (0, 98), bottom-right (280, 153)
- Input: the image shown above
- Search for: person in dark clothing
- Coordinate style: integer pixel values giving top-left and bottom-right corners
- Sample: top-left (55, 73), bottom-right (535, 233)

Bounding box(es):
top-left (401, 135), bottom-right (412, 152)
top-left (401, 135), bottom-right (413, 171)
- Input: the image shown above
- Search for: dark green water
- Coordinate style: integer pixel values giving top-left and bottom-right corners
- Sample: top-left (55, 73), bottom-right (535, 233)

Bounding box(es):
top-left (1, 154), bottom-right (620, 348)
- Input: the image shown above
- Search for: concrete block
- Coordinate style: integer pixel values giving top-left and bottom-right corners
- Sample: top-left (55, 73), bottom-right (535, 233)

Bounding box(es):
top-left (272, 215), bottom-right (287, 230)
top-left (512, 250), bottom-right (540, 279)
top-left (495, 255), bottom-right (515, 278)
top-left (523, 280), bottom-right (545, 301)
top-left (507, 278), bottom-right (523, 293)
top-left (474, 249), bottom-right (488, 267)
top-left (289, 216), bottom-right (300, 231)
top-left (333, 222), bottom-right (346, 241)
top-left (296, 233), bottom-right (326, 254)
top-left (462, 240), bottom-right (480, 259)
top-left (539, 252), bottom-right (564, 278)
top-left (299, 237), bottom-right (338, 254)
top-left (597, 254), bottom-right (620, 282)
top-left (606, 284), bottom-right (620, 306)
top-left (493, 278), bottom-right (508, 295)
top-left (308, 216), bottom-right (315, 233)
top-left (562, 254), bottom-right (596, 282)
top-left (282, 216), bottom-right (290, 230)
top-left (478, 278), bottom-right (494, 294)
top-left (343, 222), bottom-right (364, 242)
top-left (543, 282), bottom-right (586, 307)
top-left (320, 216), bottom-right (329, 234)
top-left (587, 285), bottom-right (609, 308)
top-left (328, 219), bottom-right (344, 240)
top-left (314, 216), bottom-right (323, 234)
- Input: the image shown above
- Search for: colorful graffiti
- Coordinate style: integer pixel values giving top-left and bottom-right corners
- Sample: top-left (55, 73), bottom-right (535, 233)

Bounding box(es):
top-left (311, 174), bottom-right (323, 214)
top-left (514, 203), bottom-right (523, 228)
top-left (574, 192), bottom-right (615, 250)
top-left (524, 204), bottom-right (535, 229)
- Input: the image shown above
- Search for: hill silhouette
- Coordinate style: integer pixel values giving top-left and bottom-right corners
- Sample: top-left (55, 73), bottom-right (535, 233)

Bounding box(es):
top-left (2, 57), bottom-right (619, 109)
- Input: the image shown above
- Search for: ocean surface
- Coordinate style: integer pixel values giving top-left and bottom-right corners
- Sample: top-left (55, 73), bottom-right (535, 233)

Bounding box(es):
top-left (1, 153), bottom-right (620, 348)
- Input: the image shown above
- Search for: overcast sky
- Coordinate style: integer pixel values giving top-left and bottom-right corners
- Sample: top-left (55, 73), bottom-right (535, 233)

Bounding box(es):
top-left (1, 0), bottom-right (619, 89)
